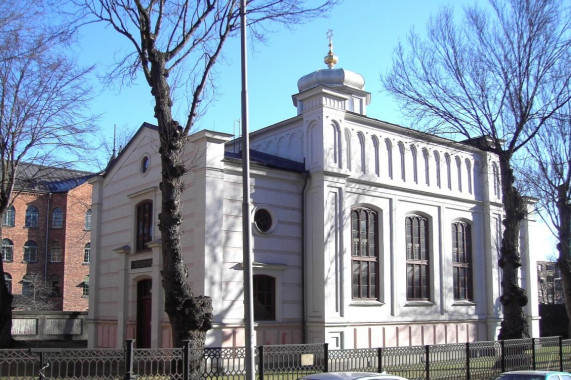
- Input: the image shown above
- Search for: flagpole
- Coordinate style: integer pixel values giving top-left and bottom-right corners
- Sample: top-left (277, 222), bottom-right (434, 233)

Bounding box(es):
top-left (240, 1), bottom-right (255, 380)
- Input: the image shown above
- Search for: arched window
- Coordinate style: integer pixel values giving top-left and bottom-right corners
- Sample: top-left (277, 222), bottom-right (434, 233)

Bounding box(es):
top-left (85, 209), bottom-right (92, 231)
top-left (2, 239), bottom-right (13, 262)
top-left (49, 242), bottom-right (62, 263)
top-left (452, 221), bottom-right (473, 301)
top-left (82, 276), bottom-right (89, 297)
top-left (25, 206), bottom-right (39, 228)
top-left (4, 273), bottom-right (11, 294)
top-left (84, 242), bottom-right (91, 264)
top-left (2, 205), bottom-right (15, 227)
top-left (405, 215), bottom-right (430, 300)
top-left (23, 240), bottom-right (38, 262)
top-left (253, 274), bottom-right (276, 321)
top-left (52, 208), bottom-right (63, 228)
top-left (331, 124), bottom-right (341, 167)
top-left (351, 207), bottom-right (379, 300)
top-left (492, 162), bottom-right (500, 197)
top-left (136, 200), bottom-right (153, 252)
top-left (344, 129), bottom-right (352, 171)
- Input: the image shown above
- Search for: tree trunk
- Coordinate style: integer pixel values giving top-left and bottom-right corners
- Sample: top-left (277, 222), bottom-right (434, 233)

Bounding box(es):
top-left (0, 224), bottom-right (14, 347)
top-left (497, 152), bottom-right (529, 340)
top-left (555, 184), bottom-right (571, 338)
top-left (149, 53), bottom-right (213, 350)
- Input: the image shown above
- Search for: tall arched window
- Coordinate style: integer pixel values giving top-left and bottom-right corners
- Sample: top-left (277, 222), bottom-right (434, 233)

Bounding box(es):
top-left (492, 162), bottom-right (500, 197)
top-left (452, 221), bottom-right (473, 301)
top-left (84, 242), bottom-right (91, 263)
top-left (405, 215), bottom-right (430, 300)
top-left (2, 239), bottom-right (13, 262)
top-left (456, 156), bottom-right (463, 192)
top-left (2, 205), bottom-right (15, 227)
top-left (344, 129), bottom-right (352, 171)
top-left (85, 209), bottom-right (92, 231)
top-left (445, 154), bottom-right (452, 190)
top-left (423, 149), bottom-right (430, 186)
top-left (465, 159), bottom-right (473, 194)
top-left (136, 200), bottom-right (153, 252)
top-left (52, 208), bottom-right (63, 228)
top-left (49, 242), bottom-right (62, 263)
top-left (351, 207), bottom-right (379, 300)
top-left (411, 145), bottom-right (418, 184)
top-left (23, 240), bottom-right (38, 262)
top-left (25, 206), bottom-right (39, 228)
top-left (253, 275), bottom-right (276, 321)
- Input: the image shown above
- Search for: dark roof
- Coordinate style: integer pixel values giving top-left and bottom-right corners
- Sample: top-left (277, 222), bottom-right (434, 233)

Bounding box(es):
top-left (14, 163), bottom-right (95, 193)
top-left (225, 150), bottom-right (306, 173)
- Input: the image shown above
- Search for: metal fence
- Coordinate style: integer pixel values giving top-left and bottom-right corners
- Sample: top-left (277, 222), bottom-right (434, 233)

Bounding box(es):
top-left (1, 337), bottom-right (570, 380)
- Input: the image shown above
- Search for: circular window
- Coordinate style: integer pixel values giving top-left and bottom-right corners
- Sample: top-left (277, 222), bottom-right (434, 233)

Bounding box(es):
top-left (254, 208), bottom-right (273, 233)
top-left (140, 156), bottom-right (150, 174)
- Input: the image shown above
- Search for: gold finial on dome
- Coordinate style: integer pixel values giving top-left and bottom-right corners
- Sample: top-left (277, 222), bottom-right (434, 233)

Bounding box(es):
top-left (324, 29), bottom-right (338, 69)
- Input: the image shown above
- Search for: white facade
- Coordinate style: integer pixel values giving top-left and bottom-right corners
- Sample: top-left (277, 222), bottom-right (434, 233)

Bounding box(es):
top-left (88, 61), bottom-right (539, 349)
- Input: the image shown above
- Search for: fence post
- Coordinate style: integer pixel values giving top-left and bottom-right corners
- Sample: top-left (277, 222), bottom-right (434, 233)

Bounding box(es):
top-left (324, 343), bottom-right (329, 373)
top-left (259, 345), bottom-right (264, 380)
top-left (182, 340), bottom-right (190, 380)
top-left (531, 338), bottom-right (536, 370)
top-left (425, 345), bottom-right (430, 380)
top-left (500, 340), bottom-right (506, 373)
top-left (124, 339), bottom-right (135, 380)
top-left (559, 336), bottom-right (564, 371)
top-left (377, 347), bottom-right (383, 374)
top-left (465, 342), bottom-right (470, 380)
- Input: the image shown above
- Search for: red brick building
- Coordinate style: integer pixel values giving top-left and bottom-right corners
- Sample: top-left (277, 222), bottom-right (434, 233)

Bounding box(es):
top-left (1, 164), bottom-right (93, 311)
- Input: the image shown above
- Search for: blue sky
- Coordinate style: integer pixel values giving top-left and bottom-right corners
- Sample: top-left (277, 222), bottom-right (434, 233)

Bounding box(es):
top-left (77, 0), bottom-right (473, 142)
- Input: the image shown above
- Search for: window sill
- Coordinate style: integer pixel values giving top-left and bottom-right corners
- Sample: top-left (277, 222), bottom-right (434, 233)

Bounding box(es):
top-left (452, 300), bottom-right (476, 306)
top-left (350, 300), bottom-right (384, 307)
top-left (404, 300), bottom-right (434, 307)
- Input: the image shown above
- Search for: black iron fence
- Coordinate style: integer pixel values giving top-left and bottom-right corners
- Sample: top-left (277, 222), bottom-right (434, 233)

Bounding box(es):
top-left (1, 336), bottom-right (570, 380)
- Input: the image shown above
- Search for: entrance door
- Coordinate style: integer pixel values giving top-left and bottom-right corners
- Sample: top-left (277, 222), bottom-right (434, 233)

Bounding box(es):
top-left (136, 279), bottom-right (152, 348)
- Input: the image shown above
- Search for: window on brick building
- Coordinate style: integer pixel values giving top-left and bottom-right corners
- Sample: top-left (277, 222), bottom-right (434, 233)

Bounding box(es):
top-left (85, 209), bottom-right (91, 231)
top-left (22, 274), bottom-right (33, 296)
top-left (2, 239), bottom-right (13, 262)
top-left (406, 214), bottom-right (430, 301)
top-left (136, 200), bottom-right (153, 252)
top-left (82, 275), bottom-right (89, 297)
top-left (84, 242), bottom-right (90, 264)
top-left (49, 242), bottom-right (62, 263)
top-left (2, 205), bottom-right (15, 227)
top-left (52, 208), bottom-right (63, 229)
top-left (25, 206), bottom-right (39, 228)
top-left (253, 274), bottom-right (275, 321)
top-left (23, 240), bottom-right (38, 262)
top-left (4, 273), bottom-right (11, 294)
top-left (49, 274), bottom-right (60, 296)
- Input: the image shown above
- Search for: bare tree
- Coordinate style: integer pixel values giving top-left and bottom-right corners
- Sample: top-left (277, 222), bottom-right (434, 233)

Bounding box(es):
top-left (74, 0), bottom-right (338, 349)
top-left (0, 0), bottom-right (94, 347)
top-left (382, 0), bottom-right (571, 339)
top-left (12, 272), bottom-right (58, 311)
top-left (521, 101), bottom-right (571, 334)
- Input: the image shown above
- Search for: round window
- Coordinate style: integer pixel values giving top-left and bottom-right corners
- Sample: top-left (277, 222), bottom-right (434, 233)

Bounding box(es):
top-left (254, 208), bottom-right (273, 233)
top-left (140, 156), bottom-right (150, 174)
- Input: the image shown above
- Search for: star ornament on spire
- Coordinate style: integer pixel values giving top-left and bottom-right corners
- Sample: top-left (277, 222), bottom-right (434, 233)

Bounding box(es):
top-left (324, 29), bottom-right (338, 69)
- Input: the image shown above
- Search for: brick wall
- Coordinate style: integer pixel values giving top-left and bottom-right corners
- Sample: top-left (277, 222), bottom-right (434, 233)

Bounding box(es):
top-left (2, 182), bottom-right (92, 312)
